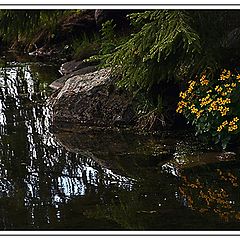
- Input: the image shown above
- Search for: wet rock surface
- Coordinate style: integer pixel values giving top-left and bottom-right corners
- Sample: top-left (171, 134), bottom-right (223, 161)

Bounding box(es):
top-left (48, 68), bottom-right (136, 127)
top-left (59, 59), bottom-right (98, 75)
top-left (50, 65), bottom-right (98, 90)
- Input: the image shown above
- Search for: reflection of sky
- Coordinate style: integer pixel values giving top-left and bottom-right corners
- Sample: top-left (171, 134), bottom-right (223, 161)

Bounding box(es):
top-left (0, 62), bottom-right (135, 224)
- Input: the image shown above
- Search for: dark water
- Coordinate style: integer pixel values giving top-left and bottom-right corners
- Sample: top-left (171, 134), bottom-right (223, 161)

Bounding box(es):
top-left (1, 57), bottom-right (240, 231)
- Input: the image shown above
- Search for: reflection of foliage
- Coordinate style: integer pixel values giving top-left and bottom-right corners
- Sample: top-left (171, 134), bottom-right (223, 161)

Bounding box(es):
top-left (0, 61), bottom-right (136, 229)
top-left (29, 64), bottom-right (61, 87)
top-left (179, 168), bottom-right (240, 222)
top-left (86, 190), bottom-right (145, 230)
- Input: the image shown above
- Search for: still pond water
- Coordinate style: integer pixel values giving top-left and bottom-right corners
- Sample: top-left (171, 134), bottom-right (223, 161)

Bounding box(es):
top-left (1, 55), bottom-right (240, 230)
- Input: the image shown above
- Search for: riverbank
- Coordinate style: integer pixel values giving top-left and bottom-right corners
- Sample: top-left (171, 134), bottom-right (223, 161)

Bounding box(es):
top-left (4, 9), bottom-right (240, 148)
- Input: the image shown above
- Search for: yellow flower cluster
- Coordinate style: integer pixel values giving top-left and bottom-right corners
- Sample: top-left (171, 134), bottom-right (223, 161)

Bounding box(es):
top-left (186, 80), bottom-right (196, 93)
top-left (219, 69), bottom-right (231, 81)
top-left (177, 80), bottom-right (196, 112)
top-left (219, 106), bottom-right (230, 116)
top-left (207, 97), bottom-right (231, 116)
top-left (217, 120), bottom-right (229, 132)
top-left (190, 104), bottom-right (198, 114)
top-left (208, 101), bottom-right (218, 112)
top-left (216, 97), bottom-right (231, 105)
top-left (176, 68), bottom-right (240, 143)
top-left (179, 91), bottom-right (187, 99)
top-left (199, 94), bottom-right (212, 107)
top-left (215, 85), bottom-right (223, 93)
top-left (188, 104), bottom-right (203, 119)
top-left (196, 110), bottom-right (204, 119)
top-left (213, 98), bottom-right (231, 116)
top-left (215, 83), bottom-right (235, 96)
top-left (176, 100), bottom-right (187, 113)
top-left (228, 117), bottom-right (239, 132)
top-left (200, 74), bottom-right (209, 86)
top-left (217, 117), bottom-right (239, 132)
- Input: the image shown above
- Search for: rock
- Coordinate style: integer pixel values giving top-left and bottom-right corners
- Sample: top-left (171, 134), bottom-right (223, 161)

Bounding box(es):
top-left (50, 65), bottom-right (98, 90)
top-left (61, 10), bottom-right (96, 36)
top-left (49, 59), bottom-right (100, 90)
top-left (216, 151), bottom-right (236, 161)
top-left (48, 68), bottom-right (136, 127)
top-left (59, 59), bottom-right (98, 75)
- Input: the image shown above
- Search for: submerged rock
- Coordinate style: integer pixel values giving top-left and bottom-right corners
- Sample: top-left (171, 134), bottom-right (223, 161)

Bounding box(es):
top-left (48, 68), bottom-right (136, 127)
top-left (52, 127), bottom-right (174, 178)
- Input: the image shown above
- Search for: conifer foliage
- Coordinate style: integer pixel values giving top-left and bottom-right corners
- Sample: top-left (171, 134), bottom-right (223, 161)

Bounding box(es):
top-left (105, 10), bottom-right (202, 92)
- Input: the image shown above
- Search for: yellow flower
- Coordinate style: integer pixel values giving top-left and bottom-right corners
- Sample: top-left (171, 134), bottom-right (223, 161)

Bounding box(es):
top-left (176, 100), bottom-right (188, 113)
top-left (228, 125), bottom-right (238, 132)
top-left (227, 88), bottom-right (233, 93)
top-left (222, 120), bottom-right (228, 127)
top-left (217, 120), bottom-right (229, 132)
top-left (191, 107), bottom-right (198, 114)
top-left (210, 101), bottom-right (218, 111)
top-left (225, 98), bottom-right (231, 104)
top-left (200, 74), bottom-right (209, 85)
top-left (196, 110), bottom-right (204, 119)
top-left (200, 80), bottom-right (209, 86)
top-left (220, 107), bottom-right (229, 116)
top-left (233, 117), bottom-right (239, 122)
top-left (215, 86), bottom-right (223, 92)
top-left (228, 117), bottom-right (239, 127)
top-left (179, 91), bottom-right (187, 99)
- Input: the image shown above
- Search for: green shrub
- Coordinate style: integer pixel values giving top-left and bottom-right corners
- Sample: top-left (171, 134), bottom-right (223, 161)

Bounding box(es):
top-left (176, 69), bottom-right (240, 149)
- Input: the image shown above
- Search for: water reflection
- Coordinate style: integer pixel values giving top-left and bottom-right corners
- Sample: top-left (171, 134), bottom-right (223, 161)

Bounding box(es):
top-left (0, 60), bottom-right (134, 229)
top-left (1, 58), bottom-right (240, 230)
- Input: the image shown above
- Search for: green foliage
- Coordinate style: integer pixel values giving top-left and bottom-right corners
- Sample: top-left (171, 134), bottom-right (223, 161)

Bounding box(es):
top-left (95, 10), bottom-right (240, 132)
top-left (70, 33), bottom-right (101, 60)
top-left (86, 20), bottom-right (130, 65)
top-left (0, 10), bottom-right (67, 41)
top-left (176, 69), bottom-right (240, 149)
top-left (105, 10), bottom-right (202, 92)
top-left (100, 20), bottom-right (117, 55)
